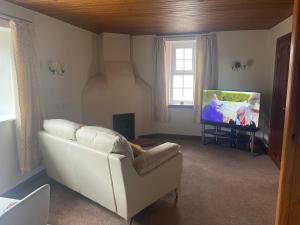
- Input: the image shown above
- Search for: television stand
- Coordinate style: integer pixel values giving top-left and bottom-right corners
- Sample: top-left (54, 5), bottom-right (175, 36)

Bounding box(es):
top-left (201, 123), bottom-right (259, 156)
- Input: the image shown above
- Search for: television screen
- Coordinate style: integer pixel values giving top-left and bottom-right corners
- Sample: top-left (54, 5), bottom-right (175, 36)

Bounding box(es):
top-left (201, 90), bottom-right (261, 128)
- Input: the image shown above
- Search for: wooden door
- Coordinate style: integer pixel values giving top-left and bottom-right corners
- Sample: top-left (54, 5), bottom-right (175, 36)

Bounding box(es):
top-left (269, 33), bottom-right (291, 168)
top-left (276, 0), bottom-right (300, 223)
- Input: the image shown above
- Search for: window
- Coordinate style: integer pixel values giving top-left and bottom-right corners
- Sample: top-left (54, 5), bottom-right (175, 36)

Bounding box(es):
top-left (0, 25), bottom-right (15, 121)
top-left (169, 40), bottom-right (196, 106)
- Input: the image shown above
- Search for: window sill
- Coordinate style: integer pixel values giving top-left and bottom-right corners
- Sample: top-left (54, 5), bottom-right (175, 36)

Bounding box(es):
top-left (0, 115), bottom-right (16, 123)
top-left (168, 104), bottom-right (194, 109)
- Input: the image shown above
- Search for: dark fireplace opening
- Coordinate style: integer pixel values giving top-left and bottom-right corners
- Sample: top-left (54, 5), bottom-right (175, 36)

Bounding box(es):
top-left (113, 113), bottom-right (135, 141)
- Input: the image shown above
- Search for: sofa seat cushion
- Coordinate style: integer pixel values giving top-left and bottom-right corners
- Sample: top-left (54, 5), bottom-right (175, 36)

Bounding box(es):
top-left (133, 142), bottom-right (180, 175)
top-left (76, 126), bottom-right (134, 161)
top-left (43, 119), bottom-right (81, 141)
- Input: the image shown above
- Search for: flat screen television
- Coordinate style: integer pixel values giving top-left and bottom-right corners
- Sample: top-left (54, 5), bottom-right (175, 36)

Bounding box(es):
top-left (201, 90), bottom-right (261, 129)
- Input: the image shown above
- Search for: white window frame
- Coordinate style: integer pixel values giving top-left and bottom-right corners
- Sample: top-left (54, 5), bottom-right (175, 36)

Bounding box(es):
top-left (169, 40), bottom-right (196, 106)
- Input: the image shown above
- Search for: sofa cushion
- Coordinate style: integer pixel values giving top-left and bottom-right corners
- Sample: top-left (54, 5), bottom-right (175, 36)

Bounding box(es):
top-left (129, 142), bottom-right (146, 157)
top-left (43, 119), bottom-right (81, 140)
top-left (133, 142), bottom-right (180, 175)
top-left (76, 126), bottom-right (134, 161)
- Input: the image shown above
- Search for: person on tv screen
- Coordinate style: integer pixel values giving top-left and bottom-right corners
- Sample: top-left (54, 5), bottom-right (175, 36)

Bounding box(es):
top-left (202, 94), bottom-right (224, 123)
top-left (235, 93), bottom-right (260, 127)
top-left (235, 106), bottom-right (247, 126)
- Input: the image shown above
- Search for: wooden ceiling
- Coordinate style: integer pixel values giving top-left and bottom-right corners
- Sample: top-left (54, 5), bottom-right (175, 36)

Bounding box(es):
top-left (7, 0), bottom-right (293, 34)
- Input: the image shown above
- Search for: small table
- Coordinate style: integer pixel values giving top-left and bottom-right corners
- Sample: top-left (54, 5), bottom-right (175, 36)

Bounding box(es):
top-left (202, 122), bottom-right (259, 156)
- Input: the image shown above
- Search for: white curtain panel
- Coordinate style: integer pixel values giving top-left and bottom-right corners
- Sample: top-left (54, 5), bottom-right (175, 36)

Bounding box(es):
top-left (9, 20), bottom-right (43, 174)
top-left (194, 33), bottom-right (218, 123)
top-left (153, 37), bottom-right (170, 122)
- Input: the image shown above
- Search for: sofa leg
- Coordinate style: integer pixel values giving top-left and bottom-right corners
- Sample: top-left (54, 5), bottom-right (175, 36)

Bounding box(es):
top-left (127, 218), bottom-right (133, 225)
top-left (174, 189), bottom-right (179, 206)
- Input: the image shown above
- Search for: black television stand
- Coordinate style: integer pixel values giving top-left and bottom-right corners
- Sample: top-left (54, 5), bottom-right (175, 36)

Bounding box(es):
top-left (201, 122), bottom-right (259, 156)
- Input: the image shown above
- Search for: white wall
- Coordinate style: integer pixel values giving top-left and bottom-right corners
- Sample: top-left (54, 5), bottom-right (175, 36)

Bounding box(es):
top-left (0, 1), bottom-right (97, 123)
top-left (132, 35), bottom-right (155, 86)
top-left (132, 18), bottom-right (292, 137)
top-left (0, 1), bottom-right (96, 194)
top-left (131, 35), bottom-right (201, 136)
top-left (216, 30), bottom-right (271, 139)
top-left (82, 33), bottom-right (153, 137)
top-left (102, 33), bottom-right (131, 62)
top-left (217, 31), bottom-right (270, 106)
top-left (132, 31), bottom-right (269, 136)
top-left (0, 120), bottom-right (42, 193)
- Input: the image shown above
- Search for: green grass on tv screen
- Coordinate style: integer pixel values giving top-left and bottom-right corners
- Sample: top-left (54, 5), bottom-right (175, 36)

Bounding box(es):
top-left (202, 90), bottom-right (252, 106)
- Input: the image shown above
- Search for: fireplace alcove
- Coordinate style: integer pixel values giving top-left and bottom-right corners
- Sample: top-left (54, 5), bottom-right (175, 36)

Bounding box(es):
top-left (113, 113), bottom-right (135, 141)
top-left (81, 33), bottom-right (152, 137)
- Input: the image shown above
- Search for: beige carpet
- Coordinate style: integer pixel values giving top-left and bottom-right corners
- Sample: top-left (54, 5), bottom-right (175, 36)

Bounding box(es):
top-left (46, 138), bottom-right (279, 225)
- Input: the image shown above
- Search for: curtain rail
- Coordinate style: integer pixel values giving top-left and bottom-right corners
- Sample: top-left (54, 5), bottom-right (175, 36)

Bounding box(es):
top-left (158, 32), bottom-right (214, 38)
top-left (0, 11), bottom-right (32, 23)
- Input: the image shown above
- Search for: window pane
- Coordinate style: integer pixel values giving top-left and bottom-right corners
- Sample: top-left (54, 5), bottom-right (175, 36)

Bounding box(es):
top-left (184, 75), bottom-right (194, 88)
top-left (183, 89), bottom-right (194, 101)
top-left (176, 60), bottom-right (184, 71)
top-left (173, 75), bottom-right (183, 88)
top-left (184, 48), bottom-right (193, 59)
top-left (176, 48), bottom-right (184, 59)
top-left (173, 88), bottom-right (183, 101)
top-left (184, 59), bottom-right (192, 70)
top-left (0, 29), bottom-right (15, 117)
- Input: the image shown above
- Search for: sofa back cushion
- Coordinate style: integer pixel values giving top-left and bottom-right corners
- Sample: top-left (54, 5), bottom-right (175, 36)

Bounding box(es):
top-left (43, 119), bottom-right (81, 141)
top-left (76, 126), bottom-right (134, 161)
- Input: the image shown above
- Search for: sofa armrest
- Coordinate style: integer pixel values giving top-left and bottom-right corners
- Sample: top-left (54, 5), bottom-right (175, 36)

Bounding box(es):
top-left (109, 152), bottom-right (182, 220)
top-left (0, 198), bottom-right (19, 216)
top-left (0, 185), bottom-right (50, 225)
top-left (133, 142), bottom-right (180, 175)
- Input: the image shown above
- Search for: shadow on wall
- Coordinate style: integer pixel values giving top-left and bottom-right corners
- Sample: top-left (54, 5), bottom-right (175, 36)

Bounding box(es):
top-left (86, 33), bottom-right (103, 79)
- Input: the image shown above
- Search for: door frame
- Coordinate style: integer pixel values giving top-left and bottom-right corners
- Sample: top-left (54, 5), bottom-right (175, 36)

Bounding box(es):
top-left (275, 0), bottom-right (300, 224)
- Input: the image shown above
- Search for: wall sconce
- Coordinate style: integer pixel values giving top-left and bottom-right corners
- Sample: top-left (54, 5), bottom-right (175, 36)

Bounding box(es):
top-left (48, 61), bottom-right (67, 76)
top-left (232, 60), bottom-right (254, 71)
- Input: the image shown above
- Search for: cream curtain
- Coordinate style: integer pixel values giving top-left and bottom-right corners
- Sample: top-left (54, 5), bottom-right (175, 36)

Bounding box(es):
top-left (153, 37), bottom-right (170, 122)
top-left (9, 20), bottom-right (43, 174)
top-left (194, 34), bottom-right (218, 123)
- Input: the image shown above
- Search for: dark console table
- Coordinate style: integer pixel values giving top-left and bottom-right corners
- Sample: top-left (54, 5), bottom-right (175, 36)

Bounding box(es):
top-left (201, 122), bottom-right (259, 156)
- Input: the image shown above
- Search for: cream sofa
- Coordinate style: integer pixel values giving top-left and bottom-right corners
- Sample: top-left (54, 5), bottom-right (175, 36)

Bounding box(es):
top-left (0, 185), bottom-right (50, 225)
top-left (38, 119), bottom-right (182, 222)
